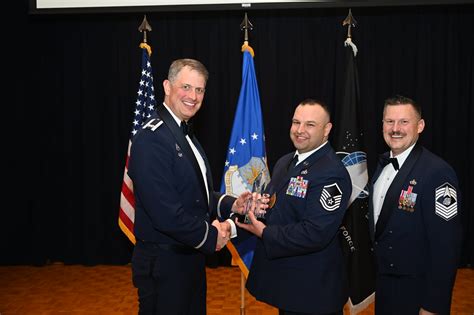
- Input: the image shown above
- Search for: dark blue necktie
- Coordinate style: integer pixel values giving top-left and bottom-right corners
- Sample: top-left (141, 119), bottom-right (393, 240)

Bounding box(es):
top-left (181, 120), bottom-right (193, 137)
top-left (379, 155), bottom-right (399, 171)
top-left (287, 154), bottom-right (299, 170)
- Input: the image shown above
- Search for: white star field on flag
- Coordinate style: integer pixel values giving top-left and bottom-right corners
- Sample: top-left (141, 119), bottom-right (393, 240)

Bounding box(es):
top-left (131, 60), bottom-right (156, 136)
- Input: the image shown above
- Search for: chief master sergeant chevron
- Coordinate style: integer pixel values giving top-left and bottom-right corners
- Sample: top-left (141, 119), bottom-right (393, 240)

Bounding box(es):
top-left (369, 95), bottom-right (462, 315)
top-left (128, 58), bottom-right (249, 315)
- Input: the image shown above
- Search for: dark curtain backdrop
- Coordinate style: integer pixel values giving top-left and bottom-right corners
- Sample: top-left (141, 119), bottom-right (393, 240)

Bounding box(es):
top-left (2, 1), bottom-right (473, 266)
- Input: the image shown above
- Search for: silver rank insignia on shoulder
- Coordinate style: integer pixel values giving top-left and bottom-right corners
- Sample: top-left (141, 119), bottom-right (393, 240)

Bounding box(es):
top-left (142, 118), bottom-right (163, 131)
top-left (435, 182), bottom-right (457, 221)
top-left (301, 169), bottom-right (308, 175)
top-left (320, 183), bottom-right (343, 211)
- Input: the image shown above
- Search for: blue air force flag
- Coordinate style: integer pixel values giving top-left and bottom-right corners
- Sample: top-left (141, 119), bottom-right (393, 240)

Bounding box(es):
top-left (221, 45), bottom-right (270, 277)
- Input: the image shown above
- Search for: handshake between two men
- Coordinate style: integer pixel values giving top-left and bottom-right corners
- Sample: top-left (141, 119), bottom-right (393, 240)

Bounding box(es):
top-left (212, 192), bottom-right (270, 251)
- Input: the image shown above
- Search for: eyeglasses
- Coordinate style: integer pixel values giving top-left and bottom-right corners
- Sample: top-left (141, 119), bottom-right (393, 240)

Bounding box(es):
top-left (178, 83), bottom-right (206, 95)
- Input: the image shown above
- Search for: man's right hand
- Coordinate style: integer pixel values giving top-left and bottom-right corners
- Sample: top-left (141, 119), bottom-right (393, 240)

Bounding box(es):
top-left (212, 220), bottom-right (231, 251)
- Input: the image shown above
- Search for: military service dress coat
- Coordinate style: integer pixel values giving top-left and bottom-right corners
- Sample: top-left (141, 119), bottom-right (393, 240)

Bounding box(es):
top-left (368, 144), bottom-right (462, 314)
top-left (246, 142), bottom-right (352, 314)
top-left (128, 104), bottom-right (235, 315)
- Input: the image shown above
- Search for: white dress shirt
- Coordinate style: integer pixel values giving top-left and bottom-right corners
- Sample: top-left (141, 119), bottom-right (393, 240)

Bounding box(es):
top-left (163, 103), bottom-right (239, 239)
top-left (372, 143), bottom-right (416, 228)
top-left (294, 141), bottom-right (329, 166)
top-left (163, 102), bottom-right (209, 203)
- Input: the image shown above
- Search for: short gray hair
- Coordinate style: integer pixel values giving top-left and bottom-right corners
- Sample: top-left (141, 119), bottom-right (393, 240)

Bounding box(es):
top-left (168, 58), bottom-right (209, 83)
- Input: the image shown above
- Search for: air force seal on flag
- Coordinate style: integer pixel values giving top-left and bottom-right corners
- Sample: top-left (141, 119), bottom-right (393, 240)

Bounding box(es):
top-left (435, 182), bottom-right (457, 221)
top-left (320, 183), bottom-right (343, 211)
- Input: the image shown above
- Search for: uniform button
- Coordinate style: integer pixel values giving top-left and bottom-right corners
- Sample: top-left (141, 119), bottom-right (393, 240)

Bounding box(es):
top-left (370, 247), bottom-right (374, 252)
top-left (375, 241), bottom-right (378, 245)
top-left (389, 230), bottom-right (393, 234)
top-left (390, 263), bottom-right (394, 267)
top-left (196, 199), bottom-right (200, 203)
top-left (388, 246), bottom-right (392, 250)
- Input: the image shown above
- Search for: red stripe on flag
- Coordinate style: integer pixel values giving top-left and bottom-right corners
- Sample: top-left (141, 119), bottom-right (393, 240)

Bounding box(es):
top-left (119, 207), bottom-right (134, 231)
top-left (121, 178), bottom-right (135, 208)
top-left (119, 43), bottom-right (155, 244)
top-left (124, 154), bottom-right (130, 169)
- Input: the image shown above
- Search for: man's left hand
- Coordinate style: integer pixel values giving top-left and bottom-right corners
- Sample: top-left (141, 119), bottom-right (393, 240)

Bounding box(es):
top-left (234, 209), bottom-right (266, 238)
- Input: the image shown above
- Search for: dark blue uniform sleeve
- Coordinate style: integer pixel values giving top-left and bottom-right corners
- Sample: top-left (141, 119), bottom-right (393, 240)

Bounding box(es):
top-left (421, 165), bottom-right (462, 313)
top-left (214, 192), bottom-right (236, 220)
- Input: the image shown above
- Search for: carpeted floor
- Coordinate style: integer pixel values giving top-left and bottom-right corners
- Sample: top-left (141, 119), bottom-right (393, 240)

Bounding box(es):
top-left (0, 264), bottom-right (472, 314)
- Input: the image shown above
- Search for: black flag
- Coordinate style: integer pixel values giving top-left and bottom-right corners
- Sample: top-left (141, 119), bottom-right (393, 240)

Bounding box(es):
top-left (334, 36), bottom-right (376, 313)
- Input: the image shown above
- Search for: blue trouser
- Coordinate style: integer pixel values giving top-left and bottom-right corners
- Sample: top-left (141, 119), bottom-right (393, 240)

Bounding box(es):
top-left (132, 241), bottom-right (206, 315)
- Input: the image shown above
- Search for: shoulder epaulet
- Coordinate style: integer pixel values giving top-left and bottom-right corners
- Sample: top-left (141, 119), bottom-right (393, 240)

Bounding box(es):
top-left (142, 118), bottom-right (163, 131)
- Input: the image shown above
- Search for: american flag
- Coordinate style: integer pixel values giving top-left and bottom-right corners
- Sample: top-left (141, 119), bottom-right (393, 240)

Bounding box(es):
top-left (119, 43), bottom-right (156, 244)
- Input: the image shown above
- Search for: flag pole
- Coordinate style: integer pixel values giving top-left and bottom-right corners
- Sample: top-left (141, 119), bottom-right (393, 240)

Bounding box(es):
top-left (343, 8), bottom-right (356, 40)
top-left (237, 13), bottom-right (254, 315)
top-left (240, 272), bottom-right (245, 315)
top-left (118, 14), bottom-right (156, 244)
top-left (138, 14), bottom-right (152, 43)
top-left (343, 9), bottom-right (358, 56)
top-left (338, 9), bottom-right (375, 314)
top-left (224, 11), bottom-right (267, 314)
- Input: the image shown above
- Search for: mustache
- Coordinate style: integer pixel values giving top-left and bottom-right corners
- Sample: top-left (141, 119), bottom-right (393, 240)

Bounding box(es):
top-left (389, 131), bottom-right (404, 136)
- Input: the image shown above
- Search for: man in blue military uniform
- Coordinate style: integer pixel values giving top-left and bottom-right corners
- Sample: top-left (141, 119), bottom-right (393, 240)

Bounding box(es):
top-left (369, 95), bottom-right (462, 314)
top-left (236, 99), bottom-right (352, 315)
top-left (128, 58), bottom-right (248, 315)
